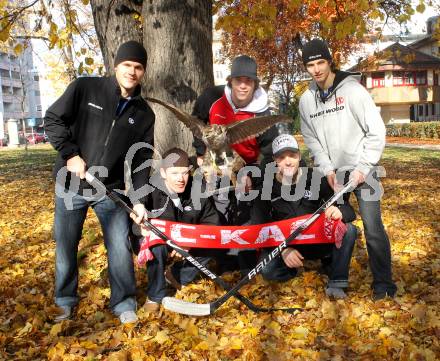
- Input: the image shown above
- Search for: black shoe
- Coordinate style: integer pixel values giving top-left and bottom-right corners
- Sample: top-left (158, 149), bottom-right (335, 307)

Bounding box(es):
top-left (372, 290), bottom-right (396, 301)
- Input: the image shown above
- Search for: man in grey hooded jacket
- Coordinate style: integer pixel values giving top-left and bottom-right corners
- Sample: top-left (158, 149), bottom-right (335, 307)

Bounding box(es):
top-left (299, 39), bottom-right (397, 300)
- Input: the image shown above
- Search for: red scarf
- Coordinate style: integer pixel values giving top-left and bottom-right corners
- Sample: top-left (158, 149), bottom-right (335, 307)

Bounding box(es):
top-left (137, 213), bottom-right (347, 265)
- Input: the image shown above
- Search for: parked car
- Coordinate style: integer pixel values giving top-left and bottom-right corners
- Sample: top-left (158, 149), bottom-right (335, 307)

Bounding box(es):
top-left (26, 133), bottom-right (47, 144)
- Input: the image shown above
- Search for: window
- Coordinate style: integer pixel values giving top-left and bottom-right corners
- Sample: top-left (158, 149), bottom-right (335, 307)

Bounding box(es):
top-left (35, 90), bottom-right (40, 96)
top-left (434, 73), bottom-right (439, 86)
top-left (36, 105), bottom-right (42, 111)
top-left (214, 49), bottom-right (222, 60)
top-left (415, 71), bottom-right (427, 85)
top-left (11, 71), bottom-right (20, 80)
top-left (418, 105), bottom-right (423, 117)
top-left (33, 75), bottom-right (39, 81)
top-left (393, 72), bottom-right (404, 86)
top-left (432, 103), bottom-right (435, 116)
top-left (393, 71), bottom-right (427, 86)
top-left (372, 72), bottom-right (385, 88)
top-left (215, 70), bottom-right (223, 79)
top-left (404, 72), bottom-right (415, 85)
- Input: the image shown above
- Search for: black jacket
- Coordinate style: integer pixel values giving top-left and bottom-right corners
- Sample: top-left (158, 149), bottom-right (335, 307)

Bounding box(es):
top-left (44, 76), bottom-right (155, 202)
top-left (251, 167), bottom-right (355, 225)
top-left (191, 85), bottom-right (289, 166)
top-left (145, 175), bottom-right (220, 225)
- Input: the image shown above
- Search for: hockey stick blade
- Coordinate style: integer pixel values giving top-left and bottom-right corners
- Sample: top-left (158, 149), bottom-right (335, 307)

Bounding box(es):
top-left (162, 297), bottom-right (211, 316)
top-left (162, 296), bottom-right (302, 316)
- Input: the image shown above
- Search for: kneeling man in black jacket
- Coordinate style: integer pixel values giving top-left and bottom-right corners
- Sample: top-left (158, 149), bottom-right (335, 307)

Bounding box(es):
top-left (142, 148), bottom-right (221, 312)
top-left (251, 134), bottom-right (357, 299)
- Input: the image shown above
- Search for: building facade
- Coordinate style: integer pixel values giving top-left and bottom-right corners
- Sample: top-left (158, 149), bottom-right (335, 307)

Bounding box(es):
top-left (352, 16), bottom-right (440, 124)
top-left (0, 46), bottom-right (42, 144)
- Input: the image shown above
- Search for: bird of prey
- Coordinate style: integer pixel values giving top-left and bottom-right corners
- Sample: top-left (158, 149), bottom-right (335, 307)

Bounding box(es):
top-left (146, 96), bottom-right (291, 186)
top-left (146, 96), bottom-right (290, 153)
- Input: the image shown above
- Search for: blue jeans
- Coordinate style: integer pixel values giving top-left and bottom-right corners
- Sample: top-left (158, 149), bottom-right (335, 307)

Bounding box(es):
top-left (54, 189), bottom-right (137, 315)
top-left (260, 223), bottom-right (357, 287)
top-left (353, 180), bottom-right (397, 294)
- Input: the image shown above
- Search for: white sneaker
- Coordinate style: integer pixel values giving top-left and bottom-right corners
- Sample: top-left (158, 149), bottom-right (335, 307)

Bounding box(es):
top-left (119, 310), bottom-right (138, 324)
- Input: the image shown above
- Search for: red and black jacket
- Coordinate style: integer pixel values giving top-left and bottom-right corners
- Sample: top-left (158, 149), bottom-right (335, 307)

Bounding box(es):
top-left (192, 85), bottom-right (286, 166)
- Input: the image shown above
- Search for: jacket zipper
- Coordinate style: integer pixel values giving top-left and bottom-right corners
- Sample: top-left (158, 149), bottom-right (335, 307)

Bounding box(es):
top-left (104, 118), bottom-right (116, 146)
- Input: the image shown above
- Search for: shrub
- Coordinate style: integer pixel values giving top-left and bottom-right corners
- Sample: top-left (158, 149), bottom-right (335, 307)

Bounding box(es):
top-left (386, 122), bottom-right (440, 139)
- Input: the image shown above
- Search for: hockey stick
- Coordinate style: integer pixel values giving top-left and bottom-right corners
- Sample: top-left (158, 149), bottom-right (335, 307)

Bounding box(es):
top-left (162, 180), bottom-right (354, 316)
top-left (84, 172), bottom-right (301, 314)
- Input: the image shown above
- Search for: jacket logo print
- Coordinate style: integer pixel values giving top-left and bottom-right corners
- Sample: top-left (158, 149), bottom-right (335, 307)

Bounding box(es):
top-left (128, 117), bottom-right (135, 124)
top-left (88, 102), bottom-right (103, 110)
top-left (336, 97), bottom-right (344, 106)
top-left (183, 206), bottom-right (192, 211)
top-left (304, 190), bottom-right (312, 199)
top-left (214, 113), bottom-right (226, 119)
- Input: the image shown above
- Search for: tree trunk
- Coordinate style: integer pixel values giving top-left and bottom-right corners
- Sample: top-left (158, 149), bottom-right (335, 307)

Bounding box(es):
top-left (90, 0), bottom-right (143, 74)
top-left (142, 0), bottom-right (213, 155)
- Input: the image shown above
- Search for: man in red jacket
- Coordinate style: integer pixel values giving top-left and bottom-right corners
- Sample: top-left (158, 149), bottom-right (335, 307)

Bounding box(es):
top-left (194, 55), bottom-right (284, 170)
top-left (192, 55), bottom-right (288, 274)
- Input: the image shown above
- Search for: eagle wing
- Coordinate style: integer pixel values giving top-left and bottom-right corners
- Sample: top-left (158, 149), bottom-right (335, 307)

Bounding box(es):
top-left (145, 97), bottom-right (206, 139)
top-left (225, 114), bottom-right (291, 145)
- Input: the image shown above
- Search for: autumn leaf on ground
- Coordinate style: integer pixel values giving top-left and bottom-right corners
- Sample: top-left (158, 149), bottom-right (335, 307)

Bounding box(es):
top-left (1, 145), bottom-right (439, 360)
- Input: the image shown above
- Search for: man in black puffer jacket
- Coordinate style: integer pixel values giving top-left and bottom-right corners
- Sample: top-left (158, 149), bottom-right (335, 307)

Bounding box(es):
top-left (45, 41), bottom-right (154, 324)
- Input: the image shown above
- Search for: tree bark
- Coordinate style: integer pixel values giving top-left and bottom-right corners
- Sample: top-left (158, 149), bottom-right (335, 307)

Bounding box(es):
top-left (142, 0), bottom-right (213, 155)
top-left (90, 0), bottom-right (143, 74)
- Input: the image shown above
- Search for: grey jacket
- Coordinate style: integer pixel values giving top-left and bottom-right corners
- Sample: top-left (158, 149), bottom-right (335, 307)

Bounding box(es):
top-left (299, 71), bottom-right (385, 176)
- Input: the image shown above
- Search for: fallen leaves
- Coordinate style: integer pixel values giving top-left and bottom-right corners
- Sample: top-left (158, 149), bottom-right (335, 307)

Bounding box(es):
top-left (0, 146), bottom-right (439, 360)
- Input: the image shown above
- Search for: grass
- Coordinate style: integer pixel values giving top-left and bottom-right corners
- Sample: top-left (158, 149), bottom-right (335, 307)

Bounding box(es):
top-left (0, 144), bottom-right (56, 182)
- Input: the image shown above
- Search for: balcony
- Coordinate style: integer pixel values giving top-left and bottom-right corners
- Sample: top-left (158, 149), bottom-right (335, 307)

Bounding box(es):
top-left (1, 77), bottom-right (22, 88)
top-left (1, 94), bottom-right (18, 103)
top-left (0, 61), bottom-right (10, 70)
top-left (0, 63), bottom-right (20, 74)
top-left (2, 111), bottom-right (25, 119)
top-left (370, 85), bottom-right (440, 104)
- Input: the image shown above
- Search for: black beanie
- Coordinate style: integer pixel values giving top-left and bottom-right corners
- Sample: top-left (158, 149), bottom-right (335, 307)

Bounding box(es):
top-left (114, 40), bottom-right (147, 69)
top-left (301, 39), bottom-right (332, 65)
top-left (230, 55), bottom-right (258, 80)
